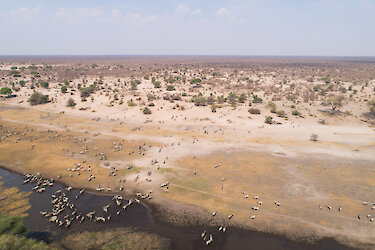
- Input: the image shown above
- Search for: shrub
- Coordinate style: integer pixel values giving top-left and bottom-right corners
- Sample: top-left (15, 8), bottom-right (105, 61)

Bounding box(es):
top-left (265, 116), bottom-right (273, 124)
top-left (130, 79), bottom-right (141, 90)
top-left (248, 108), bottom-right (261, 114)
top-left (39, 82), bottom-right (49, 88)
top-left (0, 87), bottom-right (12, 96)
top-left (190, 78), bottom-right (201, 84)
top-left (322, 95), bottom-right (345, 111)
top-left (339, 86), bottom-right (347, 93)
top-left (143, 107), bottom-right (152, 114)
top-left (0, 215), bottom-right (26, 235)
top-left (268, 102), bottom-right (276, 113)
top-left (276, 110), bottom-right (285, 117)
top-left (292, 110), bottom-right (300, 116)
top-left (166, 85), bottom-right (175, 91)
top-left (66, 98), bottom-right (76, 107)
top-left (192, 95), bottom-right (207, 106)
top-left (368, 98), bottom-right (375, 113)
top-left (153, 81), bottom-right (161, 88)
top-left (28, 92), bottom-right (49, 105)
top-left (238, 93), bottom-right (247, 103)
top-left (228, 92), bottom-right (238, 106)
top-left (252, 95), bottom-right (263, 103)
top-left (61, 86), bottom-right (67, 93)
top-left (80, 84), bottom-right (96, 98)
top-left (217, 95), bottom-right (226, 104)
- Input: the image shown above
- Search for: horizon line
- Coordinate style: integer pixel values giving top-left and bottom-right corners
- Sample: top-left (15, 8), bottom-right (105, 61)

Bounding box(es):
top-left (0, 54), bottom-right (375, 58)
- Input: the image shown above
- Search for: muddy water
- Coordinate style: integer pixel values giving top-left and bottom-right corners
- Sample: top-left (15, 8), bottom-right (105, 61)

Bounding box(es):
top-left (0, 167), bottom-right (353, 250)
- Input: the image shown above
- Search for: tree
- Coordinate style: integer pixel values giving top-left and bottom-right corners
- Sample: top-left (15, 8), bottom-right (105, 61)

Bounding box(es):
top-left (166, 85), bottom-right (175, 91)
top-left (190, 78), bottom-right (201, 84)
top-left (0, 87), bottom-right (12, 96)
top-left (153, 81), bottom-right (161, 88)
top-left (292, 110), bottom-right (300, 116)
top-left (252, 95), bottom-right (263, 103)
top-left (228, 92), bottom-right (238, 106)
top-left (66, 98), bottom-right (76, 107)
top-left (265, 116), bottom-right (273, 124)
top-left (61, 86), bottom-right (67, 93)
top-left (368, 98), bottom-right (375, 114)
top-left (28, 92), bottom-right (49, 105)
top-left (192, 95), bottom-right (207, 106)
top-left (248, 108), bottom-right (261, 114)
top-left (268, 102), bottom-right (276, 113)
top-left (143, 107), bottom-right (152, 114)
top-left (238, 93), bottom-right (247, 103)
top-left (276, 110), bottom-right (285, 117)
top-left (323, 95), bottom-right (345, 111)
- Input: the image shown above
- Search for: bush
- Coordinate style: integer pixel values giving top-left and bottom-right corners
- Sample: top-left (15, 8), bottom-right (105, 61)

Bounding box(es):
top-left (292, 110), bottom-right (300, 116)
top-left (66, 98), bottom-right (76, 107)
top-left (265, 116), bottom-right (273, 124)
top-left (61, 86), bottom-right (67, 93)
top-left (268, 102), bottom-right (276, 113)
top-left (276, 110), bottom-right (285, 117)
top-left (0, 215), bottom-right (26, 235)
top-left (80, 84), bottom-right (97, 98)
top-left (39, 82), bottom-right (49, 88)
top-left (217, 95), bottom-right (226, 104)
top-left (143, 107), bottom-right (152, 114)
top-left (192, 95), bottom-right (207, 106)
top-left (190, 78), bottom-right (201, 84)
top-left (130, 80), bottom-right (140, 90)
top-left (248, 108), bottom-right (261, 114)
top-left (29, 92), bottom-right (49, 105)
top-left (153, 81), bottom-right (161, 88)
top-left (252, 95), bottom-right (263, 103)
top-left (238, 93), bottom-right (247, 103)
top-left (0, 234), bottom-right (52, 250)
top-left (368, 99), bottom-right (375, 113)
top-left (228, 92), bottom-right (238, 106)
top-left (166, 85), bottom-right (175, 91)
top-left (0, 87), bottom-right (12, 96)
top-left (322, 95), bottom-right (345, 111)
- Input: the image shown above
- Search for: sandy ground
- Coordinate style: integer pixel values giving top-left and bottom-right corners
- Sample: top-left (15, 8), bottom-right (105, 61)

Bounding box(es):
top-left (0, 59), bottom-right (375, 248)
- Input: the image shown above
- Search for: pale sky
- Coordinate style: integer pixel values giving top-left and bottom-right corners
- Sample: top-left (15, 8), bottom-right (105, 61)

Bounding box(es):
top-left (1, 0), bottom-right (374, 56)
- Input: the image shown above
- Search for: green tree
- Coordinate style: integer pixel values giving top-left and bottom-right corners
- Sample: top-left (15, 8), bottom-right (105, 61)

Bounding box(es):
top-left (61, 86), bottom-right (67, 93)
top-left (265, 116), bottom-right (273, 124)
top-left (0, 88), bottom-right (12, 96)
top-left (29, 92), bottom-right (49, 105)
top-left (143, 107), bottom-right (152, 114)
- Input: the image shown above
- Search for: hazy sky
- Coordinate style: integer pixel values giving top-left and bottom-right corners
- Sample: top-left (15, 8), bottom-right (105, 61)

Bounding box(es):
top-left (1, 0), bottom-right (374, 56)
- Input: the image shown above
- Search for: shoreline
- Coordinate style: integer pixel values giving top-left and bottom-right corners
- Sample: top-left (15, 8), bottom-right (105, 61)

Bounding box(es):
top-left (0, 165), bottom-right (358, 250)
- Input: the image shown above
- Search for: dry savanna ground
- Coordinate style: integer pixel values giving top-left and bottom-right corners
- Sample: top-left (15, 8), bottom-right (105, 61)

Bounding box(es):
top-left (0, 56), bottom-right (375, 248)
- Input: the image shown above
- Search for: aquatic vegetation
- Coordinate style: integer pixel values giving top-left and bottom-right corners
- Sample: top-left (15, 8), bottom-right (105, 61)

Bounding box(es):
top-left (0, 178), bottom-right (31, 217)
